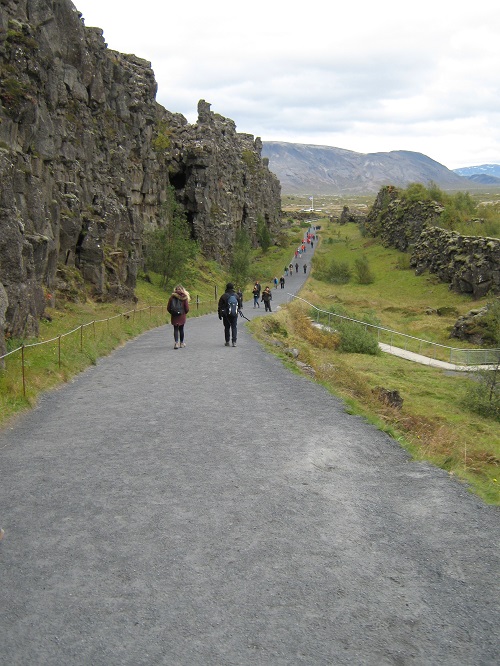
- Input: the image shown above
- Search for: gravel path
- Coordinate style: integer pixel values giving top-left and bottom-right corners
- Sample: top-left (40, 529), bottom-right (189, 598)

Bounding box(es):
top-left (1, 248), bottom-right (499, 665)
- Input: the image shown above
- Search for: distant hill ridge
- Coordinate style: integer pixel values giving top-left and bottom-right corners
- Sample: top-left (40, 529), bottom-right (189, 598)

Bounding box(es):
top-left (453, 164), bottom-right (500, 178)
top-left (453, 164), bottom-right (500, 185)
top-left (261, 141), bottom-right (498, 195)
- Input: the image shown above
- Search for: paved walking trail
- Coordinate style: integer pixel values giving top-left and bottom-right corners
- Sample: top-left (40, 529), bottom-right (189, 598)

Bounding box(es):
top-left (1, 245), bottom-right (499, 665)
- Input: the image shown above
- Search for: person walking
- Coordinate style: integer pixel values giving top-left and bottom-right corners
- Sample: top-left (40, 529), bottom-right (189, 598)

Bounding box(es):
top-left (295, 262), bottom-right (299, 273)
top-left (303, 263), bottom-right (307, 274)
top-left (273, 276), bottom-right (279, 289)
top-left (279, 275), bottom-right (285, 289)
top-left (261, 286), bottom-right (273, 312)
top-left (218, 282), bottom-right (242, 347)
top-left (252, 281), bottom-right (261, 308)
top-left (167, 284), bottom-right (190, 349)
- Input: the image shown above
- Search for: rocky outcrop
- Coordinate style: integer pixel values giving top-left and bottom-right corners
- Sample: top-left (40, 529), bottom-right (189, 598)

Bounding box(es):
top-left (339, 205), bottom-right (364, 225)
top-left (168, 100), bottom-right (281, 263)
top-left (365, 186), bottom-right (500, 297)
top-left (451, 302), bottom-right (500, 346)
top-left (0, 1), bottom-right (281, 343)
top-left (364, 186), bottom-right (443, 251)
top-left (411, 228), bottom-right (500, 299)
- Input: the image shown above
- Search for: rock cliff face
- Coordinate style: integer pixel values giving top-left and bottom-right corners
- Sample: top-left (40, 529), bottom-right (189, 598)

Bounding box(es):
top-left (365, 186), bottom-right (500, 298)
top-left (0, 0), bottom-right (281, 355)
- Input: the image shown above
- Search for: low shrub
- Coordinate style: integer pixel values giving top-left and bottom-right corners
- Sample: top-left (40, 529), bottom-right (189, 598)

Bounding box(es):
top-left (461, 367), bottom-right (500, 422)
top-left (337, 319), bottom-right (380, 355)
top-left (354, 255), bottom-right (375, 284)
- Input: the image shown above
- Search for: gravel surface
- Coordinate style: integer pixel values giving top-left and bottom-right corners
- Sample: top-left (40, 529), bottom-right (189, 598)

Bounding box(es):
top-left (1, 253), bottom-right (499, 665)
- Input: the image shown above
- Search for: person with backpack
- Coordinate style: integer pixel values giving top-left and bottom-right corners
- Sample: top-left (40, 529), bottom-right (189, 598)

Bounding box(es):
top-left (167, 285), bottom-right (190, 349)
top-left (218, 282), bottom-right (242, 347)
top-left (261, 286), bottom-right (273, 312)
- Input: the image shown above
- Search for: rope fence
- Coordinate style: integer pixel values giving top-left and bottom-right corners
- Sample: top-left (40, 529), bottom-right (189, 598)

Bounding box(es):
top-left (0, 299), bottom-right (217, 397)
top-left (288, 295), bottom-right (500, 368)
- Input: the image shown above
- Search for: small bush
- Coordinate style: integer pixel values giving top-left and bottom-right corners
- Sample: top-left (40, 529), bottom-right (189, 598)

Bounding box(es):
top-left (263, 319), bottom-right (288, 338)
top-left (354, 255), bottom-right (375, 284)
top-left (326, 305), bottom-right (380, 355)
top-left (257, 215), bottom-right (272, 253)
top-left (337, 320), bottom-right (380, 355)
top-left (395, 254), bottom-right (411, 270)
top-left (461, 367), bottom-right (500, 422)
top-left (314, 257), bottom-right (352, 284)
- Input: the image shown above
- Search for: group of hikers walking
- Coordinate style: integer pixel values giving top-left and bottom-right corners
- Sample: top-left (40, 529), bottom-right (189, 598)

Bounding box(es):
top-left (165, 279), bottom-right (276, 350)
top-left (166, 227), bottom-right (317, 349)
top-left (167, 282), bottom-right (246, 349)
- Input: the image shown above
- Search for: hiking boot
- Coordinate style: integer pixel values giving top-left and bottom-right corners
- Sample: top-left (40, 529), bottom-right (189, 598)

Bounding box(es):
top-left (225, 342), bottom-right (230, 347)
top-left (174, 342), bottom-right (179, 349)
top-left (180, 342), bottom-right (186, 348)
top-left (232, 341), bottom-right (237, 347)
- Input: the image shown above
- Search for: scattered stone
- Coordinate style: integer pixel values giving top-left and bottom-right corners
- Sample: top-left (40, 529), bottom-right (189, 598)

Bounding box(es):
top-left (296, 361), bottom-right (316, 377)
top-left (373, 387), bottom-right (403, 409)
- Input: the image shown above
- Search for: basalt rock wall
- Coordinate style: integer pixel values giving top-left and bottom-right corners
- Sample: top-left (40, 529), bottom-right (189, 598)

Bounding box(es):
top-left (411, 228), bottom-right (500, 299)
top-left (0, 0), bottom-right (281, 355)
top-left (366, 186), bottom-right (500, 298)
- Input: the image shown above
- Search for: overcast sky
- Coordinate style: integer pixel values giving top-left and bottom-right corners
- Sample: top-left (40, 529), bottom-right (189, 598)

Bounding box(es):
top-left (74, 0), bottom-right (500, 170)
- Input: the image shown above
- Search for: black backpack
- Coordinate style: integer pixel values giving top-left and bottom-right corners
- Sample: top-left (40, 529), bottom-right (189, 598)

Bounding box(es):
top-left (170, 296), bottom-right (183, 316)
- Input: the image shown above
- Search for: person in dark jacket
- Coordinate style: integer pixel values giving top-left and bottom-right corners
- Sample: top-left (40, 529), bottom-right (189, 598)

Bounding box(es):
top-left (218, 282), bottom-right (243, 347)
top-left (167, 284), bottom-right (190, 349)
top-left (261, 286), bottom-right (273, 312)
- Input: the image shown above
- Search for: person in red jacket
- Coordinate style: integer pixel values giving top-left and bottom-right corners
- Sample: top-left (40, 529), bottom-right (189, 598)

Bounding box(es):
top-left (167, 285), bottom-right (190, 349)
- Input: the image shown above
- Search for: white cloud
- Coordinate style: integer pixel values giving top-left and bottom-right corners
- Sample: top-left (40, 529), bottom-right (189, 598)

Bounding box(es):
top-left (75, 0), bottom-right (500, 169)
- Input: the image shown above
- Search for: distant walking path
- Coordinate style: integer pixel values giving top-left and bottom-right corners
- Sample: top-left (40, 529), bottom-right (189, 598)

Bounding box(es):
top-left (1, 238), bottom-right (499, 665)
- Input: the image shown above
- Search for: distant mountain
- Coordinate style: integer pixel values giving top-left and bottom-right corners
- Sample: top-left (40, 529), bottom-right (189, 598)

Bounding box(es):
top-left (261, 142), bottom-right (470, 195)
top-left (453, 164), bottom-right (500, 178)
top-left (465, 174), bottom-right (500, 185)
